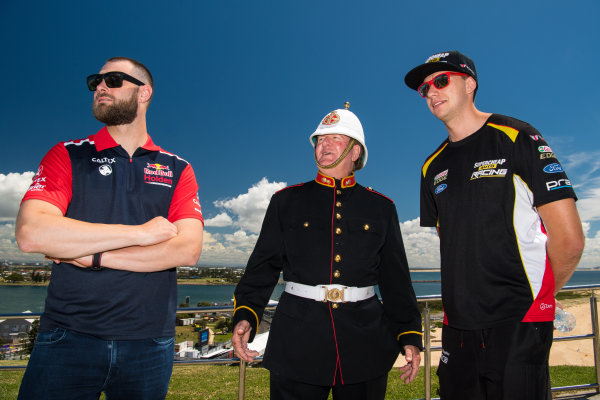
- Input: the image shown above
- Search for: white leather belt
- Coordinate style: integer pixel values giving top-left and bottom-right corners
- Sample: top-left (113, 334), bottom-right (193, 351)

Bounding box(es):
top-left (284, 282), bottom-right (375, 303)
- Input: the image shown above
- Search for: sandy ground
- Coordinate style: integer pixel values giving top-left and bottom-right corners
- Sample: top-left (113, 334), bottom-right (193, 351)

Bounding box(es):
top-left (394, 297), bottom-right (600, 367)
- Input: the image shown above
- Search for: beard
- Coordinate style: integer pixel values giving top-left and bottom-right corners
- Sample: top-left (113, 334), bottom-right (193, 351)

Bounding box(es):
top-left (93, 89), bottom-right (139, 126)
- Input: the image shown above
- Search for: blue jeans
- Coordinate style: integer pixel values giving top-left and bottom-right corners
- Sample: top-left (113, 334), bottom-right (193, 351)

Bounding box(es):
top-left (17, 328), bottom-right (175, 400)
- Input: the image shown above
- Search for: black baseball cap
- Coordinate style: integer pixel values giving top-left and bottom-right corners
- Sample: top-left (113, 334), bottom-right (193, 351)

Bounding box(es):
top-left (404, 50), bottom-right (477, 91)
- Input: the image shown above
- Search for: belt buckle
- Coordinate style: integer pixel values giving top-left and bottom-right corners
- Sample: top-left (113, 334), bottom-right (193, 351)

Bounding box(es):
top-left (322, 286), bottom-right (345, 303)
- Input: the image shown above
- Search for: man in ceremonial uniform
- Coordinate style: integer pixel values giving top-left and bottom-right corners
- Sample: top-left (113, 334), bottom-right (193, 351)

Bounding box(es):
top-left (232, 104), bottom-right (422, 400)
top-left (404, 50), bottom-right (585, 399)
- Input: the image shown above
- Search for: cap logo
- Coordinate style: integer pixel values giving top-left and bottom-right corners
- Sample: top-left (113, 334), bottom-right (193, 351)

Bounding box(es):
top-left (321, 111), bottom-right (340, 125)
top-left (426, 52), bottom-right (449, 63)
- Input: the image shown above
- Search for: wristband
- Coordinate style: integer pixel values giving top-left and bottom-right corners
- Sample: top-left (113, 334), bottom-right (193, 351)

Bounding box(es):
top-left (91, 252), bottom-right (103, 271)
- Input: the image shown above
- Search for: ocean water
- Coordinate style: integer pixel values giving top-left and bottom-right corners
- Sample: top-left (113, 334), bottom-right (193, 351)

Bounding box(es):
top-left (1, 270), bottom-right (599, 314)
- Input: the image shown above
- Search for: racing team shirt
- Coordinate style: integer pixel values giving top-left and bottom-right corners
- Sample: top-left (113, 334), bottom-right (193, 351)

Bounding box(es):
top-left (22, 127), bottom-right (203, 340)
top-left (420, 114), bottom-right (576, 330)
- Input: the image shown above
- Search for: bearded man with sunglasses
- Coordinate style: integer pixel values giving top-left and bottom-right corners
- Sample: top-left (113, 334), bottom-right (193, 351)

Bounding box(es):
top-left (15, 57), bottom-right (204, 400)
top-left (404, 51), bottom-right (585, 400)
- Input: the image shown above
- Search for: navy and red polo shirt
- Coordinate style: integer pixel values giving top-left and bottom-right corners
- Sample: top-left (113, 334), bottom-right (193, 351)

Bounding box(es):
top-left (22, 127), bottom-right (203, 340)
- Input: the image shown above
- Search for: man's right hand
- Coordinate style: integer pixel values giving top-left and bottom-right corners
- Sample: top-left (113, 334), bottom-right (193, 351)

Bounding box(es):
top-left (137, 216), bottom-right (178, 246)
top-left (232, 320), bottom-right (259, 362)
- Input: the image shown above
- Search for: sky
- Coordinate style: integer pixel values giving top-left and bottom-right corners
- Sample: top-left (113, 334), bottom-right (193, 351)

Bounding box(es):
top-left (0, 1), bottom-right (599, 268)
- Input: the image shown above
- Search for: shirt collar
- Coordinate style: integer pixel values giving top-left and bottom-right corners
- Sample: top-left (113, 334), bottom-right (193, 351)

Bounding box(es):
top-left (315, 171), bottom-right (356, 188)
top-left (93, 126), bottom-right (161, 152)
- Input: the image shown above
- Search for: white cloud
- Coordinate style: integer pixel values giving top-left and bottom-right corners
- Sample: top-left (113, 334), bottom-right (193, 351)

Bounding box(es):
top-left (198, 231), bottom-right (250, 266)
top-left (204, 212), bottom-right (233, 227)
top-left (0, 221), bottom-right (44, 262)
top-left (577, 183), bottom-right (600, 223)
top-left (400, 218), bottom-right (440, 268)
top-left (580, 227), bottom-right (600, 269)
top-left (200, 178), bottom-right (286, 265)
top-left (213, 177), bottom-right (287, 234)
top-left (564, 151), bottom-right (600, 223)
top-left (0, 172), bottom-right (34, 220)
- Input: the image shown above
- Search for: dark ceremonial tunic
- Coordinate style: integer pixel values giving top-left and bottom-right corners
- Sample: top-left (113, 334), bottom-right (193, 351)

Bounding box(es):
top-left (233, 171), bottom-right (422, 385)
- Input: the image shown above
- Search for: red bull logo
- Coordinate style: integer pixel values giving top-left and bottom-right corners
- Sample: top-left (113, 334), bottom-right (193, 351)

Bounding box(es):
top-left (146, 163), bottom-right (170, 171)
top-left (144, 163), bottom-right (173, 178)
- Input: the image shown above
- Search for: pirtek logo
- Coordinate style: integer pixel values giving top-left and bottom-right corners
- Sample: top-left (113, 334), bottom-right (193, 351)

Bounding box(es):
top-left (546, 179), bottom-right (571, 191)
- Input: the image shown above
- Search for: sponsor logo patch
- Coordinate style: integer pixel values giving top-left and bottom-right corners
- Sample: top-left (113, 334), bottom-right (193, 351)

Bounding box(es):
top-left (530, 135), bottom-right (542, 141)
top-left (27, 166), bottom-right (46, 192)
top-left (543, 163), bottom-right (564, 174)
top-left (434, 169), bottom-right (448, 185)
top-left (440, 349), bottom-right (450, 364)
top-left (471, 159), bottom-right (507, 180)
top-left (540, 152), bottom-right (557, 160)
top-left (435, 184), bottom-right (447, 194)
top-left (99, 164), bottom-right (112, 176)
top-left (546, 179), bottom-right (572, 191)
top-left (540, 302), bottom-right (554, 311)
top-left (538, 146), bottom-right (552, 153)
top-left (144, 163), bottom-right (173, 187)
top-left (91, 157), bottom-right (116, 164)
top-left (426, 52), bottom-right (449, 63)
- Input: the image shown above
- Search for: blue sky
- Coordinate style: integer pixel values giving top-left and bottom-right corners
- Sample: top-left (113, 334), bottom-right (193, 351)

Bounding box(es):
top-left (0, 1), bottom-right (599, 267)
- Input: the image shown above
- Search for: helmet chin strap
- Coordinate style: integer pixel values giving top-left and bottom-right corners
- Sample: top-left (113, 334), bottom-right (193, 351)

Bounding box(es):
top-left (315, 139), bottom-right (356, 170)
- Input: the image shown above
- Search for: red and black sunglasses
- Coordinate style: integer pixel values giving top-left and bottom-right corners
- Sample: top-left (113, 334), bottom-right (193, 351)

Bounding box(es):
top-left (417, 72), bottom-right (469, 98)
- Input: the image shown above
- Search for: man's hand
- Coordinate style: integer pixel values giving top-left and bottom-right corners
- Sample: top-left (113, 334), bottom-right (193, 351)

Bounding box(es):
top-left (47, 255), bottom-right (92, 268)
top-left (232, 320), bottom-right (259, 362)
top-left (398, 345), bottom-right (421, 384)
top-left (136, 216), bottom-right (178, 246)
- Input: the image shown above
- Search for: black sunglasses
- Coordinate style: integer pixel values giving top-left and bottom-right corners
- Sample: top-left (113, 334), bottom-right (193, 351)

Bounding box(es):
top-left (86, 71), bottom-right (146, 91)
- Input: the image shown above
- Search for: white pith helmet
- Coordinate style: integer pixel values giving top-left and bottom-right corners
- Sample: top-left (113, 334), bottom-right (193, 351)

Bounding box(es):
top-left (309, 102), bottom-right (368, 169)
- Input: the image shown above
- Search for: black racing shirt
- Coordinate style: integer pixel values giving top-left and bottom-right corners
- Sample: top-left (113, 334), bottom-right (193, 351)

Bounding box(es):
top-left (421, 114), bottom-right (576, 329)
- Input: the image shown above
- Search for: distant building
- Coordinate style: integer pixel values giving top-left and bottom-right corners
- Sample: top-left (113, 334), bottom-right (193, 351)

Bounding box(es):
top-left (0, 311), bottom-right (35, 344)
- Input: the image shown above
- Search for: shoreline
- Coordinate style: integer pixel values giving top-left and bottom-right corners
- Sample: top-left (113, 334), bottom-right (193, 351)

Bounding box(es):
top-left (0, 269), bottom-right (439, 287)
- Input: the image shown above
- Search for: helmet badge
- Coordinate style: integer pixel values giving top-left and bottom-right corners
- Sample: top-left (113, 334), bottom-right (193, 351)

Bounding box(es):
top-left (321, 111), bottom-right (340, 126)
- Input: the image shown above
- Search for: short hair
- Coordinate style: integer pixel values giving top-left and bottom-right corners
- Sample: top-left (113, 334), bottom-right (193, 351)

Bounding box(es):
top-left (106, 57), bottom-right (153, 88)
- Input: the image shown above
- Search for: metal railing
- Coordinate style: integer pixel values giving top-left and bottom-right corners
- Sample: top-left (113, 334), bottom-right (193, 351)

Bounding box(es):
top-left (2, 285), bottom-right (600, 400)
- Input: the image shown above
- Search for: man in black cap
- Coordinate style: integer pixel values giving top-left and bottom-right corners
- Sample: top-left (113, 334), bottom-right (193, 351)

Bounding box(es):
top-left (404, 51), bottom-right (585, 399)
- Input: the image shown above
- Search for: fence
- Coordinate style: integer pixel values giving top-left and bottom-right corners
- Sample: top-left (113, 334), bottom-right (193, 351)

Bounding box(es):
top-left (1, 284), bottom-right (599, 399)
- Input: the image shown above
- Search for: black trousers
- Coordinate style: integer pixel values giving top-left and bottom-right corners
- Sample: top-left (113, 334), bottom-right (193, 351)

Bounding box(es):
top-left (269, 371), bottom-right (388, 400)
top-left (437, 321), bottom-right (553, 400)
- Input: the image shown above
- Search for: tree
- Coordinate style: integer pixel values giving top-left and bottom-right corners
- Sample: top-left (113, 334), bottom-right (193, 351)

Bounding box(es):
top-left (7, 273), bottom-right (24, 282)
top-left (25, 320), bottom-right (40, 354)
top-left (214, 318), bottom-right (232, 334)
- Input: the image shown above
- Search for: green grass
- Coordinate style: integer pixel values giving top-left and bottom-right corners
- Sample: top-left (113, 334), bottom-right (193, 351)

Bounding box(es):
top-left (0, 363), bottom-right (596, 400)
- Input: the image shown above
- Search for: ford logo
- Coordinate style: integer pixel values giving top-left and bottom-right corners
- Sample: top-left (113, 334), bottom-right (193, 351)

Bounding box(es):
top-left (435, 184), bottom-right (447, 194)
top-left (543, 163), bottom-right (564, 174)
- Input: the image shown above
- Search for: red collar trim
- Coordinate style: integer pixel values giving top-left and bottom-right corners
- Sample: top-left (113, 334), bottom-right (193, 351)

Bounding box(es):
top-left (315, 172), bottom-right (356, 188)
top-left (93, 127), bottom-right (161, 152)
top-left (341, 175), bottom-right (356, 188)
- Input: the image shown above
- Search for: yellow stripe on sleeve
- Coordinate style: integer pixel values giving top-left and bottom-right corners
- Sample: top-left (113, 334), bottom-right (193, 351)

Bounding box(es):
top-left (487, 123), bottom-right (519, 143)
top-left (422, 143), bottom-right (448, 177)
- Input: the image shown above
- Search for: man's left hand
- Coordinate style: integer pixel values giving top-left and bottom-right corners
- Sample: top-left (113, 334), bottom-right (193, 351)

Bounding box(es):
top-left (398, 345), bottom-right (421, 384)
